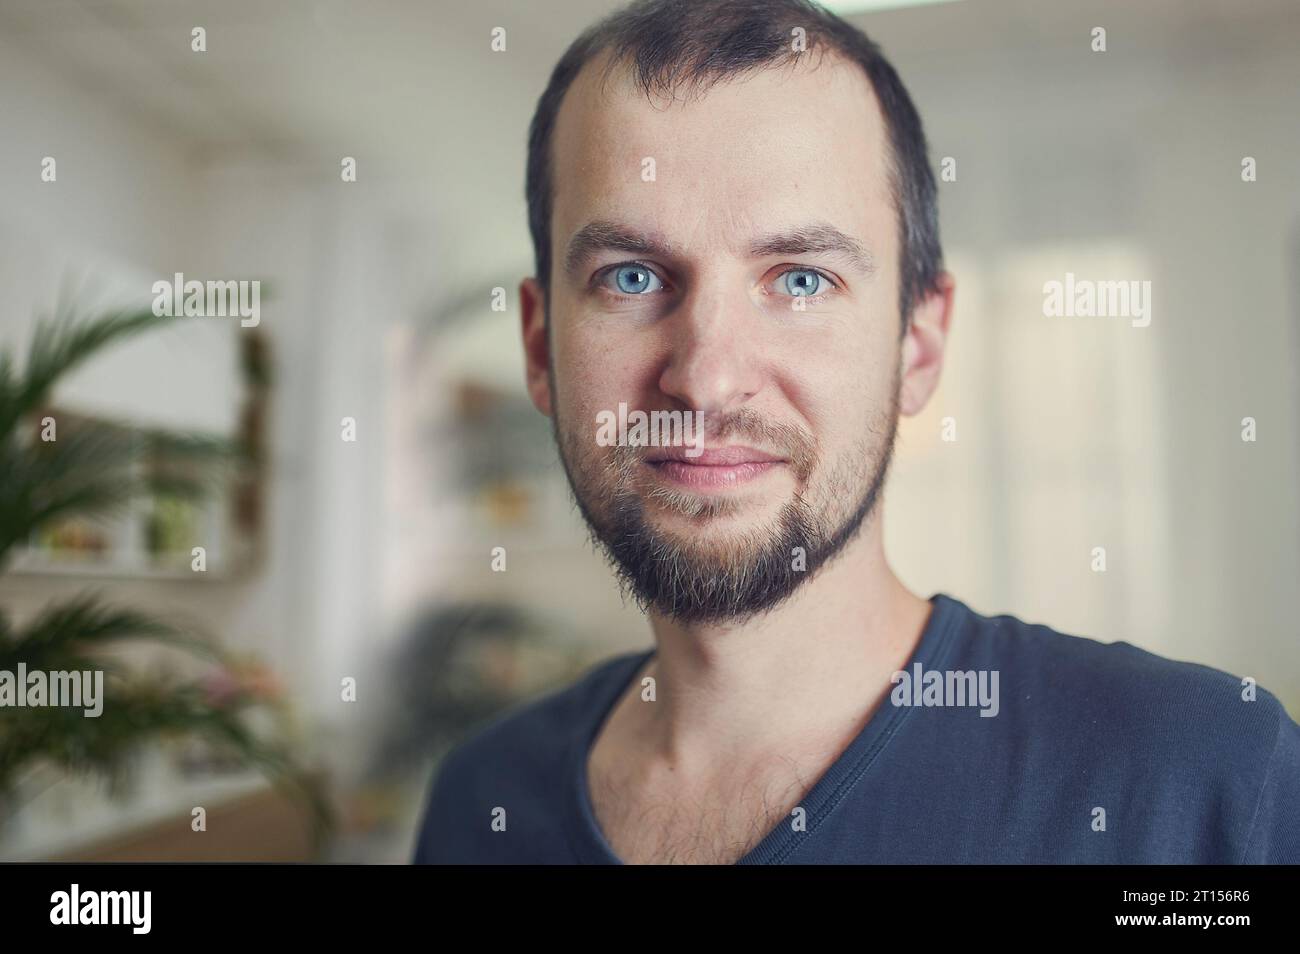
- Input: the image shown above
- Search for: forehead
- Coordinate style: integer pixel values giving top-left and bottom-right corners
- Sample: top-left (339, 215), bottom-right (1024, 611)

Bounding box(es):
top-left (550, 50), bottom-right (894, 263)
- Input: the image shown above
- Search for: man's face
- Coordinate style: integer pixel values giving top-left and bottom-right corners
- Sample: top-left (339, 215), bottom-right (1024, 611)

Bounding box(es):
top-left (525, 53), bottom-right (911, 624)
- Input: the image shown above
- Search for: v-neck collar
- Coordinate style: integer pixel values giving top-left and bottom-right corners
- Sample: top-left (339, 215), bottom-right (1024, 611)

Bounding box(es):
top-left (564, 592), bottom-right (964, 864)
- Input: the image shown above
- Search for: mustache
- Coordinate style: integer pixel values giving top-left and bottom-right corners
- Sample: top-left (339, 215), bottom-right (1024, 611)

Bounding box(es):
top-left (604, 408), bottom-right (819, 484)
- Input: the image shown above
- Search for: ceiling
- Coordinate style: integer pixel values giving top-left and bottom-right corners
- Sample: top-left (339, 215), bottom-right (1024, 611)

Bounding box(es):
top-left (4, 0), bottom-right (1296, 162)
top-left (2, 0), bottom-right (1296, 284)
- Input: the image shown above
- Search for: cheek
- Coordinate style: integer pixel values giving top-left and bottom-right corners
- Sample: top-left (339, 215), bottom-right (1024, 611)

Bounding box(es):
top-left (775, 321), bottom-right (897, 445)
top-left (552, 319), bottom-right (652, 433)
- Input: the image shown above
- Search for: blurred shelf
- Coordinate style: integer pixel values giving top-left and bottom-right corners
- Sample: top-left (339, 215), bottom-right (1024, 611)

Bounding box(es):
top-left (1, 764), bottom-right (270, 861)
top-left (45, 783), bottom-right (316, 862)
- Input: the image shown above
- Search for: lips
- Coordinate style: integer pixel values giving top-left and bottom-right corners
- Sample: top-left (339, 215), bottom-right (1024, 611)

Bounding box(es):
top-left (643, 445), bottom-right (785, 465)
top-left (643, 445), bottom-right (787, 489)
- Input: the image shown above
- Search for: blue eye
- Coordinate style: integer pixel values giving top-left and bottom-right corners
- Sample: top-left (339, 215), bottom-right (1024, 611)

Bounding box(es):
top-left (781, 268), bottom-right (830, 297)
top-left (611, 264), bottom-right (663, 295)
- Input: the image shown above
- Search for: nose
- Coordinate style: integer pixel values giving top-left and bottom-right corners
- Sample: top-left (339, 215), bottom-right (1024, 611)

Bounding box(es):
top-left (657, 286), bottom-right (763, 415)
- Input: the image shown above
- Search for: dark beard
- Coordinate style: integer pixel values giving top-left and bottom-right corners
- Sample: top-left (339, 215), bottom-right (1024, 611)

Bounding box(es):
top-left (552, 398), bottom-right (899, 626)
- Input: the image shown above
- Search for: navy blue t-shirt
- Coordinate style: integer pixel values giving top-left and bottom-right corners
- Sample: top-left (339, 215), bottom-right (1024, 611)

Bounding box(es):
top-left (412, 593), bottom-right (1300, 863)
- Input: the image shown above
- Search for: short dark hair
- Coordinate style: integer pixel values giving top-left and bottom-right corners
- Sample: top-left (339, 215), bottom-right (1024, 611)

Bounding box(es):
top-left (525, 0), bottom-right (944, 331)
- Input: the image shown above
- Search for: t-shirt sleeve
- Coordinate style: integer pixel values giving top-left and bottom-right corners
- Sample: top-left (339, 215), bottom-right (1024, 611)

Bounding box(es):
top-left (1239, 695), bottom-right (1300, 863)
top-left (411, 746), bottom-right (468, 864)
top-left (410, 768), bottom-right (444, 864)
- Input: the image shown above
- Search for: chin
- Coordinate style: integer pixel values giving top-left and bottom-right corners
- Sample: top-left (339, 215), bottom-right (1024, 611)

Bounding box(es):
top-left (642, 488), bottom-right (787, 525)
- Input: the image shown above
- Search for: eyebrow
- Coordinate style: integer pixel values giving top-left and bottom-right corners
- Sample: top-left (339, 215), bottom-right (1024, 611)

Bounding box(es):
top-left (563, 220), bottom-right (876, 280)
top-left (564, 221), bottom-right (673, 279)
top-left (749, 223), bottom-right (876, 278)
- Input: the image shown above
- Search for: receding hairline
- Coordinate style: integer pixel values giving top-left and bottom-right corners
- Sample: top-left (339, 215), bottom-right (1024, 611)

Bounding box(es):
top-left (554, 42), bottom-right (881, 140)
top-left (581, 37), bottom-right (847, 105)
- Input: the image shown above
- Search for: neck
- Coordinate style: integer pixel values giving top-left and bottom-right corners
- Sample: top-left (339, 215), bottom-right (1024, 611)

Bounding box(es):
top-left (638, 512), bottom-right (932, 770)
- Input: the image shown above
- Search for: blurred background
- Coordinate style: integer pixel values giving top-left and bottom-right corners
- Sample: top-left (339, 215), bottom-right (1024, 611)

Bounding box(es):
top-left (0, 0), bottom-right (1297, 861)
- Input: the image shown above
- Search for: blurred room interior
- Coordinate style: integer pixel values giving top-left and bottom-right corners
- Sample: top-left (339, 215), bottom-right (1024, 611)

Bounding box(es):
top-left (0, 0), bottom-right (1297, 861)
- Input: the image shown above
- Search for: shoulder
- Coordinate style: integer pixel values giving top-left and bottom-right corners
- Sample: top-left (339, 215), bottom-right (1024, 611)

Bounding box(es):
top-left (943, 594), bottom-right (1284, 740)
top-left (411, 648), bottom-right (650, 863)
top-left (939, 594), bottom-right (1300, 861)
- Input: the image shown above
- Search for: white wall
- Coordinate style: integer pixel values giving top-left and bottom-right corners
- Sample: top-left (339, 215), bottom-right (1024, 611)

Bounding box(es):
top-left (883, 18), bottom-right (1300, 711)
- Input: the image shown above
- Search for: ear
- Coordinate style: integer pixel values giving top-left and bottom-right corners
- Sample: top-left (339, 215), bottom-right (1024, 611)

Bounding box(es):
top-left (520, 276), bottom-right (553, 417)
top-left (898, 271), bottom-right (955, 417)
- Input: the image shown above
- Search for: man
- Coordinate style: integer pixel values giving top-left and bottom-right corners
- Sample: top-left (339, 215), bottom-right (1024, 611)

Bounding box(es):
top-left (413, 0), bottom-right (1299, 864)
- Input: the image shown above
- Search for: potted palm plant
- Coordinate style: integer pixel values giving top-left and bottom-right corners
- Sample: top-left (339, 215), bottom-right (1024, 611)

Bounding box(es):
top-left (0, 303), bottom-right (332, 853)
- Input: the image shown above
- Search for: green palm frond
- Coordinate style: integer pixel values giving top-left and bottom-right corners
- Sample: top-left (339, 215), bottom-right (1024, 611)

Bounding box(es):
top-left (0, 307), bottom-right (170, 440)
top-left (0, 676), bottom-right (334, 846)
top-left (0, 592), bottom-right (217, 671)
top-left (0, 306), bottom-right (246, 566)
